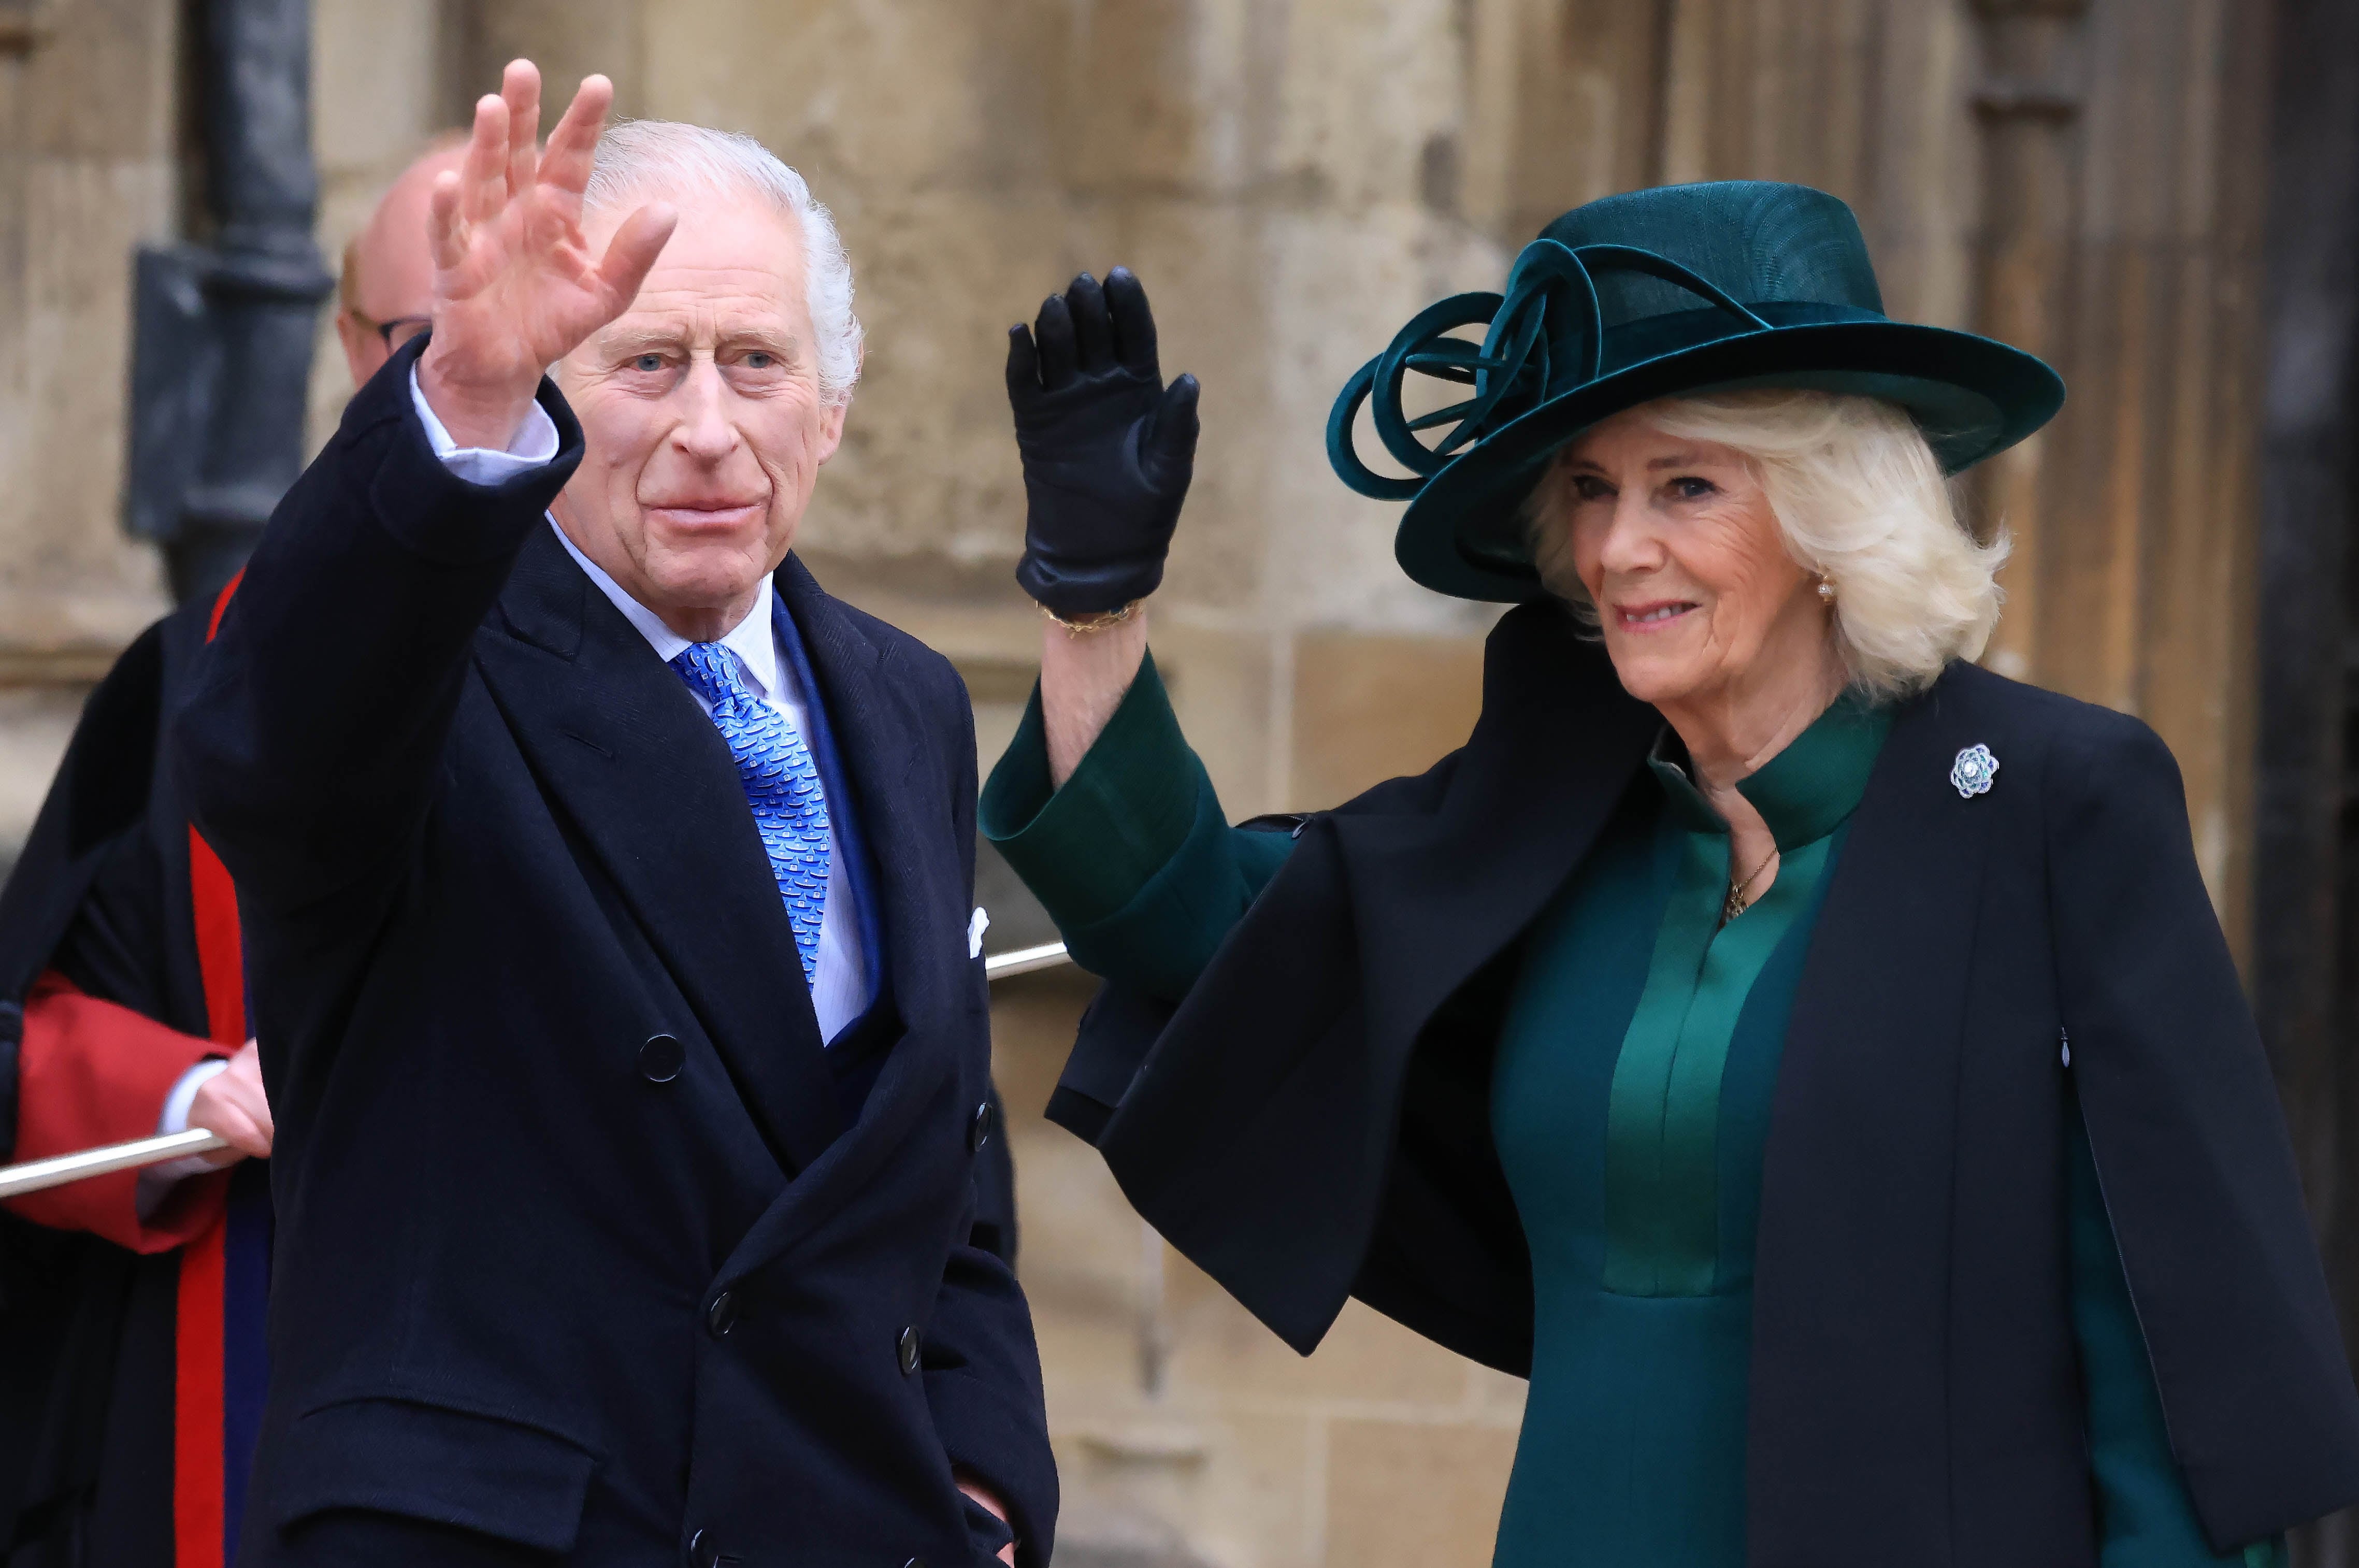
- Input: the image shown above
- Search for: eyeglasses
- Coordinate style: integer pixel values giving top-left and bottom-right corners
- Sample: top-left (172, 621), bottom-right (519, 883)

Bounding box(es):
top-left (349, 309), bottom-right (431, 351)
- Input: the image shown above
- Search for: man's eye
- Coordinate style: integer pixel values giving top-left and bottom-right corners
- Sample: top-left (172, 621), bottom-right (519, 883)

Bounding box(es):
top-left (632, 354), bottom-right (665, 372)
top-left (743, 352), bottom-right (774, 370)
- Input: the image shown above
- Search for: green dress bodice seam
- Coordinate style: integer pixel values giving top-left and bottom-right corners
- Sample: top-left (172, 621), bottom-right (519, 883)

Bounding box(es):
top-left (1600, 699), bottom-right (1888, 1298)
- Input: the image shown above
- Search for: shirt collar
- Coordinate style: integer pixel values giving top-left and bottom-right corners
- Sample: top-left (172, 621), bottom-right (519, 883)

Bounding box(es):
top-left (549, 519), bottom-right (781, 700)
top-left (1645, 691), bottom-right (1892, 850)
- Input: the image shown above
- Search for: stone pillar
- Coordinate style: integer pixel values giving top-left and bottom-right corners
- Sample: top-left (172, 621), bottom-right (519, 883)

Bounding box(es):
top-left (2251, 0), bottom-right (2359, 1560)
top-left (0, 0), bottom-right (180, 854)
top-left (1460, 0), bottom-right (1670, 247)
top-left (1964, 0), bottom-right (2088, 683)
top-left (304, 0), bottom-right (448, 442)
top-left (439, 0), bottom-right (644, 123)
top-left (2008, 0), bottom-right (2271, 945)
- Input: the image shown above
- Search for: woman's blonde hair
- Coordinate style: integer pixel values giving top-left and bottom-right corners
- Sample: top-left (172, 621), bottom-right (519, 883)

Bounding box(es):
top-left (1522, 389), bottom-right (2006, 701)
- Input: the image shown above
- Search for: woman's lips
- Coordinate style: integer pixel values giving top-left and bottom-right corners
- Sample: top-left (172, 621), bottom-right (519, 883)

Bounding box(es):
top-left (1614, 600), bottom-right (1698, 632)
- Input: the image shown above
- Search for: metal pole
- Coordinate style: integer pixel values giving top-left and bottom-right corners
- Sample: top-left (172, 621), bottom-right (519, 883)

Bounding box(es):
top-left (0, 945), bottom-right (1075, 1199)
top-left (0, 1129), bottom-right (227, 1201)
top-left (123, 0), bottom-right (333, 603)
top-left (980, 941), bottom-right (1071, 980)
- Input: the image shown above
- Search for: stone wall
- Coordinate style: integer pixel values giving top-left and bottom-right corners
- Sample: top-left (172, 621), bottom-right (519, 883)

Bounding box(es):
top-left (0, 0), bottom-right (181, 854)
top-left (307, 0), bottom-right (445, 443)
top-left (0, 1), bottom-right (2283, 1561)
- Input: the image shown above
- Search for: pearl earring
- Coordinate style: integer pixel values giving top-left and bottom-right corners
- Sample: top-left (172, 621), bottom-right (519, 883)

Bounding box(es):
top-left (1817, 580), bottom-right (1836, 604)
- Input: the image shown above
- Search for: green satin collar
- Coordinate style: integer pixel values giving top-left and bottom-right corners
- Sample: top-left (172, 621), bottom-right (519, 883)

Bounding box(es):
top-left (1645, 692), bottom-right (1892, 851)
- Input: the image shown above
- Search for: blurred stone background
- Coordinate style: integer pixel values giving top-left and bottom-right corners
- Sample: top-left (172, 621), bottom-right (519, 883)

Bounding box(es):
top-left (9, 0), bottom-right (2359, 1563)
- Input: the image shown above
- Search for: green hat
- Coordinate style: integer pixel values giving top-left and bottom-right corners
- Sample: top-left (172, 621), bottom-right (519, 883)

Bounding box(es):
top-left (1327, 180), bottom-right (2065, 603)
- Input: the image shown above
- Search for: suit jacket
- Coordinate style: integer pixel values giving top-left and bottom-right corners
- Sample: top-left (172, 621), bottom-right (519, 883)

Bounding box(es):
top-left (171, 340), bottom-right (1054, 1568)
top-left (0, 595), bottom-right (270, 1567)
top-left (1052, 599), bottom-right (2359, 1566)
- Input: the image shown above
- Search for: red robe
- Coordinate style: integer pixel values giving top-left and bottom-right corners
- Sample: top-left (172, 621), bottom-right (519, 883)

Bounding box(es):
top-left (0, 576), bottom-right (261, 1568)
top-left (3, 972), bottom-right (228, 1251)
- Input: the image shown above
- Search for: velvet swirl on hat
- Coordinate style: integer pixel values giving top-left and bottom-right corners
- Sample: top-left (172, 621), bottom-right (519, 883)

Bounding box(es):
top-left (1328, 180), bottom-right (2065, 603)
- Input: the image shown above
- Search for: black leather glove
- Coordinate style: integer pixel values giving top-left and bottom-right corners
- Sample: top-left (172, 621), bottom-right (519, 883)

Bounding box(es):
top-left (1006, 268), bottom-right (1200, 617)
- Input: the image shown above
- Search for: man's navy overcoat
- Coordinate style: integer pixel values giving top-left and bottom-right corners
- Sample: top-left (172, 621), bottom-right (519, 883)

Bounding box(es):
top-left (171, 342), bottom-right (1054, 1568)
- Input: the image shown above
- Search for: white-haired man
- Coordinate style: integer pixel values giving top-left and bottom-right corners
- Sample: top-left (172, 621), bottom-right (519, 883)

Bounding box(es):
top-left (171, 63), bottom-right (1053, 1568)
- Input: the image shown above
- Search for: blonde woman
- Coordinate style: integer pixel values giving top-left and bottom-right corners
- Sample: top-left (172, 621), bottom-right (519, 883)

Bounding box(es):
top-left (987, 182), bottom-right (2359, 1566)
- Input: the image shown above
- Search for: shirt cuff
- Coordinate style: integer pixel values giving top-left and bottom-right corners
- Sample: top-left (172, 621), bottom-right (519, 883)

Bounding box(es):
top-left (409, 362), bottom-right (562, 483)
top-left (136, 1058), bottom-right (232, 1215)
top-left (157, 1057), bottom-right (229, 1137)
top-left (980, 652), bottom-right (1207, 930)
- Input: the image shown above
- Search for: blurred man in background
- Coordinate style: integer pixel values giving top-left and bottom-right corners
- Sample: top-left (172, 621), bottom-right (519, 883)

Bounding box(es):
top-left (0, 136), bottom-right (493, 1568)
top-left (334, 138), bottom-right (464, 390)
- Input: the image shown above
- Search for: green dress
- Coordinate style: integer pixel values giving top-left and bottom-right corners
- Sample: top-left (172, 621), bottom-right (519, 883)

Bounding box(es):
top-left (983, 654), bottom-right (2279, 1568)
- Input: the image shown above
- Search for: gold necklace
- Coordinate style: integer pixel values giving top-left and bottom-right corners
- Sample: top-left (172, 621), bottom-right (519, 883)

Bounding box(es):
top-left (1724, 846), bottom-right (1777, 922)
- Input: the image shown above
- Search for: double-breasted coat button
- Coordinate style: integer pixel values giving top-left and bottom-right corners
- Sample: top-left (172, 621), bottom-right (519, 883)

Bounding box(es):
top-left (897, 1325), bottom-right (922, 1375)
top-left (707, 1291), bottom-right (739, 1339)
top-left (639, 1033), bottom-right (684, 1083)
top-left (969, 1100), bottom-right (993, 1152)
top-left (685, 1528), bottom-right (707, 1568)
top-left (900, 1559), bottom-right (924, 1568)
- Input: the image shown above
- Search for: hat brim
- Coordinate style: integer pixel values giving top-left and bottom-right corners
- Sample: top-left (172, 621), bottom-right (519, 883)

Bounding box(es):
top-left (1393, 320), bottom-right (2066, 603)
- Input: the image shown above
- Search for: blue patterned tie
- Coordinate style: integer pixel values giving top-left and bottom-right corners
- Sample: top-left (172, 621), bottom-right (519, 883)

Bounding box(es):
top-left (671, 643), bottom-right (830, 984)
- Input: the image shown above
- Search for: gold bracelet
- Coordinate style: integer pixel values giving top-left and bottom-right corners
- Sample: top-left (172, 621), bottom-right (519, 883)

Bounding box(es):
top-left (1039, 600), bottom-right (1142, 635)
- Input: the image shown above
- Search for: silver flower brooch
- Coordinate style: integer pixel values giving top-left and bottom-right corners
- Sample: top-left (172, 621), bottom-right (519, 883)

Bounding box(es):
top-left (1951, 743), bottom-right (1999, 799)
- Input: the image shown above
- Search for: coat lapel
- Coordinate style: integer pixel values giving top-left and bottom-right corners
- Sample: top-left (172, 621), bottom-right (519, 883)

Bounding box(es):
top-left (693, 559), bottom-right (971, 1273)
top-left (1744, 667), bottom-right (2002, 1553)
top-left (774, 558), bottom-right (962, 1081)
top-left (472, 526), bottom-right (844, 1173)
top-left (1765, 667), bottom-right (2000, 1215)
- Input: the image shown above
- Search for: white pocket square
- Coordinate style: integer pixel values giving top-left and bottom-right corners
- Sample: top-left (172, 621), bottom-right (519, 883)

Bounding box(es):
top-left (968, 906), bottom-right (990, 959)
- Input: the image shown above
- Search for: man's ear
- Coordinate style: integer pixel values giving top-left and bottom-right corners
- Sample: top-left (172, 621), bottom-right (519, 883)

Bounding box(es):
top-left (813, 397), bottom-right (849, 466)
top-left (810, 340), bottom-right (862, 466)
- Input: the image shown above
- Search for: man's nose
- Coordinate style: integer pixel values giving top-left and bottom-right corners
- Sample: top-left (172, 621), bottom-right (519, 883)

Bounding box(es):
top-left (669, 361), bottom-right (739, 459)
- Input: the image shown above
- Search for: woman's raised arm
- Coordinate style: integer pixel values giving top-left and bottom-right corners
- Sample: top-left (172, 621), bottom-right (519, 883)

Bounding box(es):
top-left (1040, 610), bottom-right (1149, 786)
top-left (1004, 266), bottom-right (1197, 785)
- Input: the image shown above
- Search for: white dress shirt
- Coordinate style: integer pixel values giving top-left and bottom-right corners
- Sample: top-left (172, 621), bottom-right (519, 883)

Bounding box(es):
top-left (411, 369), bottom-right (875, 1041)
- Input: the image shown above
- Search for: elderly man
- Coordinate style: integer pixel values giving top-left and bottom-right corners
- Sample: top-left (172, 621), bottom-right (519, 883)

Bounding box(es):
top-left (172, 62), bottom-right (1053, 1568)
top-left (0, 135), bottom-right (482, 1567)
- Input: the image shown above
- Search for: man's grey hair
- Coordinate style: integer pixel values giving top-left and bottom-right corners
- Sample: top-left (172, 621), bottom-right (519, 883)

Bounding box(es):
top-left (583, 120), bottom-right (862, 406)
